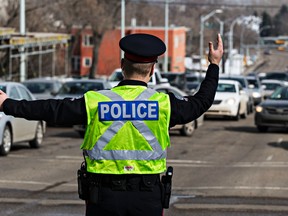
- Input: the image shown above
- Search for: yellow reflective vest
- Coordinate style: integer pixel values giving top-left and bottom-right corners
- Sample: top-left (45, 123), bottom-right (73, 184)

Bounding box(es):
top-left (81, 85), bottom-right (171, 174)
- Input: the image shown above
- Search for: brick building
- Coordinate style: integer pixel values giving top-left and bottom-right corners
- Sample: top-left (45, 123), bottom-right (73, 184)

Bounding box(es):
top-left (71, 25), bottom-right (188, 77)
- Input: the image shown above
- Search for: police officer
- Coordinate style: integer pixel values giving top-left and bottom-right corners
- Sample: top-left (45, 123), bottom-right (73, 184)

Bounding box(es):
top-left (0, 33), bottom-right (223, 216)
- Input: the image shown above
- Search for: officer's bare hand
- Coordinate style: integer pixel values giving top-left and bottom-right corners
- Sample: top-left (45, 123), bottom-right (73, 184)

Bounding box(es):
top-left (208, 34), bottom-right (224, 65)
top-left (0, 90), bottom-right (8, 111)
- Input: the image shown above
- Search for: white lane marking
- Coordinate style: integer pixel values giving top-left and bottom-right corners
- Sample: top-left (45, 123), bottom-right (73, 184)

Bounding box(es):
top-left (173, 186), bottom-right (288, 191)
top-left (7, 154), bottom-right (82, 163)
top-left (0, 179), bottom-right (76, 187)
top-left (0, 197), bottom-right (84, 205)
top-left (266, 155), bottom-right (273, 161)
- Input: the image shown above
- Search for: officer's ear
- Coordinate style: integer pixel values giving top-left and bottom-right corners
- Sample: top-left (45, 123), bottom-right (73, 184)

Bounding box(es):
top-left (121, 58), bottom-right (124, 70)
top-left (149, 64), bottom-right (155, 77)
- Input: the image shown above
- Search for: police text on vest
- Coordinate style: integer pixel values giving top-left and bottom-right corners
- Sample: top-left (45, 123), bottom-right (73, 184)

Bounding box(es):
top-left (99, 101), bottom-right (159, 121)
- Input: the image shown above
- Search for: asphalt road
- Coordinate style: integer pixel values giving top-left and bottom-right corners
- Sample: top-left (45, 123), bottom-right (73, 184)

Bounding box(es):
top-left (1, 113), bottom-right (288, 216)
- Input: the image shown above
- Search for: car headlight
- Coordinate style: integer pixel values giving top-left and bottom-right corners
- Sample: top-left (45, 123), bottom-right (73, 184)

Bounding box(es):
top-left (255, 105), bottom-right (263, 112)
top-left (225, 98), bottom-right (236, 105)
top-left (252, 92), bottom-right (261, 98)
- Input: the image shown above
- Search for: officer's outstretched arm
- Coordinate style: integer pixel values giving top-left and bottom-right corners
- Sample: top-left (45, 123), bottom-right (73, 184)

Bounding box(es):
top-left (0, 90), bottom-right (8, 111)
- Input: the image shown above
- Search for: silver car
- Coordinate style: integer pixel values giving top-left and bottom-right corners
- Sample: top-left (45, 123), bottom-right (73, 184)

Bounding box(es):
top-left (22, 77), bottom-right (63, 99)
top-left (152, 85), bottom-right (204, 136)
top-left (0, 82), bottom-right (46, 156)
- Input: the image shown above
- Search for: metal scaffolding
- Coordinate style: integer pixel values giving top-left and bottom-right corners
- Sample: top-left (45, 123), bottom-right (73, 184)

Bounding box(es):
top-left (0, 27), bottom-right (70, 81)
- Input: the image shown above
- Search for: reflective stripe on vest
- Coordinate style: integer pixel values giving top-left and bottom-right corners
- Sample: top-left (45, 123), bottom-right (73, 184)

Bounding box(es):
top-left (84, 88), bottom-right (167, 160)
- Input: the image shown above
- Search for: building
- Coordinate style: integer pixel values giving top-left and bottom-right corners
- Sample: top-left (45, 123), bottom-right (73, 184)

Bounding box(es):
top-left (71, 25), bottom-right (188, 77)
top-left (0, 27), bottom-right (70, 81)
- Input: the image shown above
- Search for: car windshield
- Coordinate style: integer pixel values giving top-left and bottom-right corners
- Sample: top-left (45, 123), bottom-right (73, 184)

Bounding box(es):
top-left (263, 83), bottom-right (281, 91)
top-left (58, 82), bottom-right (104, 95)
top-left (270, 87), bottom-right (288, 100)
top-left (220, 77), bottom-right (246, 88)
top-left (247, 79), bottom-right (259, 88)
top-left (24, 82), bottom-right (53, 93)
top-left (217, 83), bottom-right (236, 93)
top-left (109, 71), bottom-right (123, 82)
top-left (0, 85), bottom-right (6, 93)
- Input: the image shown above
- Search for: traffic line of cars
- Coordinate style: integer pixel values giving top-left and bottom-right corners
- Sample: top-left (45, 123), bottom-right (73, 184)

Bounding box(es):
top-left (2, 70), bottom-right (287, 156)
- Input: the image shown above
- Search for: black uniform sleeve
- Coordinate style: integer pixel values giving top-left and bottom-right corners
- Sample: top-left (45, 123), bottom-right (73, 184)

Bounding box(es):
top-left (169, 64), bottom-right (219, 127)
top-left (3, 97), bottom-right (87, 126)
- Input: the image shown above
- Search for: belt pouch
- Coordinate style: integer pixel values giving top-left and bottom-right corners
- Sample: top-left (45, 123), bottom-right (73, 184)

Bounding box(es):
top-left (140, 175), bottom-right (157, 191)
top-left (111, 176), bottom-right (126, 191)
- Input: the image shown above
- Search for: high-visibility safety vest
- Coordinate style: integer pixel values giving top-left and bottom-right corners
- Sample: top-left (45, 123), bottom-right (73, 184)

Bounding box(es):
top-left (81, 85), bottom-right (171, 174)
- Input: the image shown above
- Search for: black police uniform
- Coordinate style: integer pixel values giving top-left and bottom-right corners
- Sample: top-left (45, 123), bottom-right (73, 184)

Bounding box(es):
top-left (2, 34), bottom-right (219, 216)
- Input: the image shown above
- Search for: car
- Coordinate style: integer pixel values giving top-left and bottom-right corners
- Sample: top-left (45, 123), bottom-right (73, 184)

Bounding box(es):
top-left (54, 79), bottom-right (112, 99)
top-left (152, 85), bottom-right (204, 136)
top-left (54, 79), bottom-right (111, 135)
top-left (204, 80), bottom-right (249, 120)
top-left (255, 86), bottom-right (288, 132)
top-left (246, 75), bottom-right (264, 105)
top-left (185, 72), bottom-right (204, 94)
top-left (219, 74), bottom-right (254, 114)
top-left (0, 82), bottom-right (46, 156)
top-left (261, 79), bottom-right (288, 98)
top-left (22, 77), bottom-right (63, 99)
top-left (108, 68), bottom-right (169, 88)
top-left (160, 72), bottom-right (187, 91)
top-left (264, 71), bottom-right (288, 82)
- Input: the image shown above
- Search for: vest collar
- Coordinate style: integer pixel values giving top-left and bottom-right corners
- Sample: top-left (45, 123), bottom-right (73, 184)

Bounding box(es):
top-left (117, 80), bottom-right (147, 87)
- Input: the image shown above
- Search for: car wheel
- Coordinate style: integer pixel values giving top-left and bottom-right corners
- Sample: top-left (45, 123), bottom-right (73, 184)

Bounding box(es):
top-left (240, 106), bottom-right (248, 119)
top-left (180, 121), bottom-right (195, 136)
top-left (232, 105), bottom-right (240, 121)
top-left (257, 126), bottom-right (268, 132)
top-left (0, 125), bottom-right (12, 156)
top-left (29, 122), bottom-right (44, 149)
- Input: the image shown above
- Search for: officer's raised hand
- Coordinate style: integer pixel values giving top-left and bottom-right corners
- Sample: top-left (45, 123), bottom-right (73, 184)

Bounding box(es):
top-left (0, 90), bottom-right (8, 111)
top-left (208, 33), bottom-right (223, 66)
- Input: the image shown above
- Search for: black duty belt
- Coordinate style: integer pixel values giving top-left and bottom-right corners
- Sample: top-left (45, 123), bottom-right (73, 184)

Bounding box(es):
top-left (87, 173), bottom-right (160, 191)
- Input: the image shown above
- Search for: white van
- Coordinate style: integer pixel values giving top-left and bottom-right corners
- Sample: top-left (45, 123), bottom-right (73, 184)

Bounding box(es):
top-left (108, 68), bottom-right (169, 87)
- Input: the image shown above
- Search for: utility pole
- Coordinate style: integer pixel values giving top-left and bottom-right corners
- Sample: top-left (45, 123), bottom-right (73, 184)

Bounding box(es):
top-left (121, 0), bottom-right (125, 59)
top-left (19, 0), bottom-right (26, 82)
top-left (164, 0), bottom-right (169, 72)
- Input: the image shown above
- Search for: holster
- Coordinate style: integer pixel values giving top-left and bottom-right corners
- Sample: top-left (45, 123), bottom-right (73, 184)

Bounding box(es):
top-left (77, 162), bottom-right (90, 200)
top-left (161, 166), bottom-right (173, 209)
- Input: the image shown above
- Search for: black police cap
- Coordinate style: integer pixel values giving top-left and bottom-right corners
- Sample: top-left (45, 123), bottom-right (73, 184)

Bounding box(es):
top-left (119, 33), bottom-right (166, 63)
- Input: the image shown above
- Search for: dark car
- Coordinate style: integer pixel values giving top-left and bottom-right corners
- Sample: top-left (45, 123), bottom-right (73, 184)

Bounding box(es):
top-left (255, 86), bottom-right (288, 132)
top-left (265, 72), bottom-right (288, 82)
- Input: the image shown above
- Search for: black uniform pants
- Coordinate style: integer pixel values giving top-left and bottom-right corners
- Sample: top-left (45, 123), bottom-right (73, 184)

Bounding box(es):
top-left (85, 175), bottom-right (163, 216)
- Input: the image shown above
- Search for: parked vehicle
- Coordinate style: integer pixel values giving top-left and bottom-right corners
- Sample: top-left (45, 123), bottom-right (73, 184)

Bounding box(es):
top-left (152, 85), bottom-right (204, 136)
top-left (255, 86), bottom-right (288, 132)
top-left (0, 82), bottom-right (46, 156)
top-left (108, 68), bottom-right (169, 88)
top-left (22, 77), bottom-right (62, 99)
top-left (219, 74), bottom-right (254, 114)
top-left (204, 80), bottom-right (249, 120)
top-left (54, 79), bottom-right (112, 135)
top-left (54, 79), bottom-right (112, 99)
top-left (246, 75), bottom-right (264, 105)
top-left (261, 79), bottom-right (288, 98)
